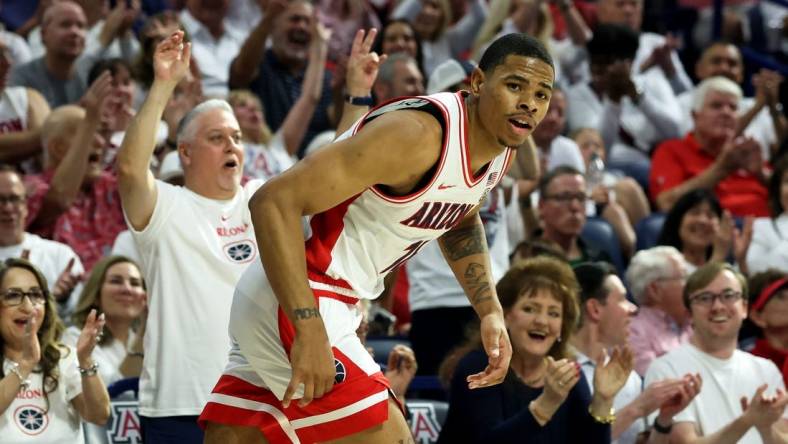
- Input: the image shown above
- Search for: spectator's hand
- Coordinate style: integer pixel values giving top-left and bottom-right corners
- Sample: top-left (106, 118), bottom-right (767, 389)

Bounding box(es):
top-left (81, 71), bottom-right (114, 120)
top-left (590, 185), bottom-right (609, 206)
top-left (593, 345), bottom-right (634, 401)
top-left (741, 384), bottom-right (788, 431)
top-left (711, 210), bottom-right (735, 262)
top-left (384, 344), bottom-right (417, 398)
top-left (733, 216), bottom-right (754, 272)
top-left (153, 31), bottom-right (192, 87)
top-left (634, 378), bottom-right (692, 417)
top-left (640, 34), bottom-right (678, 77)
top-left (656, 373), bottom-right (702, 422)
top-left (52, 258), bottom-right (83, 303)
top-left (283, 324), bottom-right (336, 408)
top-left (467, 312), bottom-right (511, 389)
top-left (753, 69), bottom-right (783, 107)
top-left (345, 29), bottom-right (387, 97)
top-left (261, 0), bottom-right (288, 25)
top-left (716, 136), bottom-right (758, 174)
top-left (120, 0), bottom-right (141, 33)
top-left (19, 308), bottom-right (41, 374)
top-left (605, 61), bottom-right (637, 103)
top-left (76, 309), bottom-right (106, 364)
top-left (541, 357), bottom-right (581, 407)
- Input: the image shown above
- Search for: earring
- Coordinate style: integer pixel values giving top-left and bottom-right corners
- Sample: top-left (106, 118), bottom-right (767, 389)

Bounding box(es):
top-left (557, 336), bottom-right (562, 343)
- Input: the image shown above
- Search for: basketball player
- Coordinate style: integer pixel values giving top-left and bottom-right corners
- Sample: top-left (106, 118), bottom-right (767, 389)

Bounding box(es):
top-left (198, 29), bottom-right (556, 443)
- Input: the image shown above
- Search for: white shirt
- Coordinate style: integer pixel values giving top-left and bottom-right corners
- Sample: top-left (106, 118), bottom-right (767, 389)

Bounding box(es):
top-left (0, 233), bottom-right (85, 317)
top-left (179, 10), bottom-right (245, 98)
top-left (0, 29), bottom-right (32, 65)
top-left (129, 180), bottom-right (263, 417)
top-left (677, 92), bottom-right (777, 161)
top-left (110, 230), bottom-right (142, 267)
top-left (1, 347), bottom-right (84, 444)
top-left (645, 342), bottom-right (787, 443)
top-left (243, 132), bottom-right (296, 181)
top-left (575, 349), bottom-right (646, 444)
top-left (746, 214), bottom-right (788, 275)
top-left (540, 135), bottom-right (586, 174)
top-left (0, 86), bottom-right (28, 134)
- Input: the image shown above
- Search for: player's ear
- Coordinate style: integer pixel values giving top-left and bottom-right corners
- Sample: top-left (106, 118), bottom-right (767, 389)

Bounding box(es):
top-left (469, 67), bottom-right (485, 96)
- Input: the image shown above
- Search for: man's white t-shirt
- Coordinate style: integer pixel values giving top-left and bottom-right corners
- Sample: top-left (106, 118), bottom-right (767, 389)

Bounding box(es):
top-left (1, 346), bottom-right (84, 444)
top-left (645, 342), bottom-right (787, 443)
top-left (129, 180), bottom-right (264, 417)
top-left (0, 233), bottom-right (85, 315)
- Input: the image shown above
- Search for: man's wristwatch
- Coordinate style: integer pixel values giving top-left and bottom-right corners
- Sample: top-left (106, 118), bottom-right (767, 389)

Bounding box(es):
top-left (7, 361), bottom-right (31, 391)
top-left (653, 417), bottom-right (673, 434)
top-left (344, 94), bottom-right (374, 106)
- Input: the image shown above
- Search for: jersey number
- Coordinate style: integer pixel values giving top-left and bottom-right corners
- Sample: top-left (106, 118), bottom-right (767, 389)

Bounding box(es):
top-left (381, 240), bottom-right (429, 274)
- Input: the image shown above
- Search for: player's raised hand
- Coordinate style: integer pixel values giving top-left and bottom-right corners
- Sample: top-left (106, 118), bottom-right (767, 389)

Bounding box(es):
top-left (467, 312), bottom-right (511, 389)
top-left (346, 29), bottom-right (387, 97)
top-left (282, 315), bottom-right (336, 408)
top-left (153, 31), bottom-right (191, 86)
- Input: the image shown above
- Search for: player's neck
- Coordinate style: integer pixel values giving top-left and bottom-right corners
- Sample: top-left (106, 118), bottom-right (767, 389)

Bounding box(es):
top-left (464, 95), bottom-right (508, 172)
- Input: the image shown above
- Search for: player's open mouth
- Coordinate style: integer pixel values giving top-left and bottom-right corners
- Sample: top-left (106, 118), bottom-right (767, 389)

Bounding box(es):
top-left (509, 118), bottom-right (532, 134)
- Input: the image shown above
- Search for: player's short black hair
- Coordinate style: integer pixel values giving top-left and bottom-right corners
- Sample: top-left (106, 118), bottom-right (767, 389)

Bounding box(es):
top-left (478, 33), bottom-right (554, 74)
top-left (587, 24), bottom-right (640, 61)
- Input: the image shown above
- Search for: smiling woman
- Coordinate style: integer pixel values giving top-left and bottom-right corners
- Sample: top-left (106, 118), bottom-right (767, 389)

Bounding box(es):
top-left (437, 256), bottom-right (622, 444)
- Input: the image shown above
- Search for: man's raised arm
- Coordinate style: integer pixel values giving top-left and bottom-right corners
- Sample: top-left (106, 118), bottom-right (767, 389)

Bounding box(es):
top-left (117, 31), bottom-right (191, 230)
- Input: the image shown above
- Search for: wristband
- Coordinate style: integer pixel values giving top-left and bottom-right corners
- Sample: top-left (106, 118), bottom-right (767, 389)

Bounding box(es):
top-left (344, 94), bottom-right (374, 106)
top-left (653, 417), bottom-right (673, 434)
top-left (588, 405), bottom-right (616, 424)
top-left (78, 362), bottom-right (99, 377)
top-left (7, 361), bottom-right (31, 391)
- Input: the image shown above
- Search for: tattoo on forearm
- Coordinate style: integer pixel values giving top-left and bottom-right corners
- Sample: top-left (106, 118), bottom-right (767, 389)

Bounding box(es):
top-left (293, 308), bottom-right (321, 321)
top-left (441, 223), bottom-right (486, 261)
top-left (464, 262), bottom-right (493, 305)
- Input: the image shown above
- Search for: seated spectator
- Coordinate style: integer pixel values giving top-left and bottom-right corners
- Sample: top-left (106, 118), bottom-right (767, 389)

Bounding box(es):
top-left (87, 58), bottom-right (139, 166)
top-left (747, 155), bottom-right (788, 274)
top-left (317, 0), bottom-right (381, 63)
top-left (657, 189), bottom-right (745, 273)
top-left (0, 166), bottom-right (84, 317)
top-left (374, 19), bottom-right (423, 68)
top-left (536, 166), bottom-right (612, 265)
top-left (391, 0), bottom-right (488, 76)
top-left (0, 258), bottom-right (110, 442)
top-left (644, 262), bottom-right (787, 443)
top-left (650, 76), bottom-right (769, 217)
top-left (179, 0), bottom-right (245, 97)
top-left (10, 1), bottom-right (96, 107)
top-left (748, 270), bottom-right (788, 386)
top-left (573, 261), bottom-right (692, 444)
top-left (531, 88), bottom-right (585, 174)
top-left (229, 0), bottom-right (333, 157)
top-left (626, 246), bottom-right (692, 376)
top-left (372, 53), bottom-right (425, 104)
top-left (25, 74), bottom-right (126, 271)
top-left (0, 38), bottom-right (51, 169)
top-left (566, 24), bottom-right (682, 175)
top-left (438, 256), bottom-right (631, 443)
top-left (677, 42), bottom-right (783, 161)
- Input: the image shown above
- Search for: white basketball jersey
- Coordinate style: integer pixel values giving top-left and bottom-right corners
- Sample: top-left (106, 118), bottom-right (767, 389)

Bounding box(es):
top-left (0, 86), bottom-right (28, 134)
top-left (304, 92), bottom-right (514, 300)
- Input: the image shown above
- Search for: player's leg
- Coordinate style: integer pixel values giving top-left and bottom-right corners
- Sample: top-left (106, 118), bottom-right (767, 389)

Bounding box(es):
top-left (323, 397), bottom-right (413, 444)
top-left (203, 422), bottom-right (269, 444)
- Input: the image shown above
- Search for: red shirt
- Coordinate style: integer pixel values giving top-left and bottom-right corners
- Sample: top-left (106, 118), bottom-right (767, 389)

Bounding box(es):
top-left (24, 171), bottom-right (127, 271)
top-left (650, 133), bottom-right (770, 217)
top-left (750, 338), bottom-right (788, 387)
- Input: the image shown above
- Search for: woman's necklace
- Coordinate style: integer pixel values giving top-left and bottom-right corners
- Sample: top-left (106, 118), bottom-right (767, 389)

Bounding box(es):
top-left (516, 358), bottom-right (546, 386)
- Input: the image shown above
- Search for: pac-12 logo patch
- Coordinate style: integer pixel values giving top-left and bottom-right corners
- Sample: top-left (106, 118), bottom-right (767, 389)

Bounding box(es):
top-left (223, 240), bottom-right (257, 263)
top-left (14, 405), bottom-right (48, 435)
top-left (334, 358), bottom-right (346, 384)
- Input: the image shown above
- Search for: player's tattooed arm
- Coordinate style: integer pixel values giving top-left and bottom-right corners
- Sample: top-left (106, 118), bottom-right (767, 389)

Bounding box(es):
top-left (293, 307), bottom-right (321, 321)
top-left (439, 220), bottom-right (486, 261)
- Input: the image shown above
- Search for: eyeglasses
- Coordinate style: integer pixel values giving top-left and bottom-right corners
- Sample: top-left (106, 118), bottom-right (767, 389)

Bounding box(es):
top-left (0, 194), bottom-right (25, 206)
top-left (543, 193), bottom-right (588, 204)
top-left (689, 290), bottom-right (742, 307)
top-left (1, 288), bottom-right (46, 307)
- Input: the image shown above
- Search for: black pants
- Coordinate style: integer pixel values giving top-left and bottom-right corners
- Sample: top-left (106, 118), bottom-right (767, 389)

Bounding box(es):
top-left (140, 415), bottom-right (203, 444)
top-left (409, 306), bottom-right (478, 376)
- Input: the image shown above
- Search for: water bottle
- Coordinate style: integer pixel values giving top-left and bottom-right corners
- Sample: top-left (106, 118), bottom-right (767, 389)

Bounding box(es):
top-left (586, 153), bottom-right (605, 190)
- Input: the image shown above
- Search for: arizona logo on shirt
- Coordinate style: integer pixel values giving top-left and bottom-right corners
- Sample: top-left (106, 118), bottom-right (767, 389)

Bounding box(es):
top-left (107, 401), bottom-right (142, 444)
top-left (223, 240), bottom-right (257, 263)
top-left (14, 404), bottom-right (49, 435)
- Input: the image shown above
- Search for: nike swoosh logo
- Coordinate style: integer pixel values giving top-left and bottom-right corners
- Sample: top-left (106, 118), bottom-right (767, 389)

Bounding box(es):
top-left (437, 184), bottom-right (456, 190)
top-left (221, 215), bottom-right (230, 221)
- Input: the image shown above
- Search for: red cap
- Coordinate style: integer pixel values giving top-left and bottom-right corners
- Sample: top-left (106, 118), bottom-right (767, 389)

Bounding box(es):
top-left (752, 277), bottom-right (788, 312)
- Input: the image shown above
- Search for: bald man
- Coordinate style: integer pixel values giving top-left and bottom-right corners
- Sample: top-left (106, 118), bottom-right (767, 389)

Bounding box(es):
top-left (9, 1), bottom-right (99, 107)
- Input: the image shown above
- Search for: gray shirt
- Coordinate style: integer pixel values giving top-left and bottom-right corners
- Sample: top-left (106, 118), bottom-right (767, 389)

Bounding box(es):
top-left (9, 56), bottom-right (95, 107)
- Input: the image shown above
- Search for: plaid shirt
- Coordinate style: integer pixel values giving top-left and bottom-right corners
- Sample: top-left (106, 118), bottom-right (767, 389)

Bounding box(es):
top-left (24, 170), bottom-right (126, 271)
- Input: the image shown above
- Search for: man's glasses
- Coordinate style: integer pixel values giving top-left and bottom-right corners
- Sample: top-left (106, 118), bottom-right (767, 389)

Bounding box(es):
top-left (1, 288), bottom-right (46, 307)
top-left (0, 194), bottom-right (25, 206)
top-left (543, 192), bottom-right (588, 204)
top-left (689, 290), bottom-right (742, 307)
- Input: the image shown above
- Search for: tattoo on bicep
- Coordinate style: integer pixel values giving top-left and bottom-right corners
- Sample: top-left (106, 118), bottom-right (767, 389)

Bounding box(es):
top-left (441, 223), bottom-right (486, 261)
top-left (292, 307), bottom-right (321, 321)
top-left (464, 262), bottom-right (493, 305)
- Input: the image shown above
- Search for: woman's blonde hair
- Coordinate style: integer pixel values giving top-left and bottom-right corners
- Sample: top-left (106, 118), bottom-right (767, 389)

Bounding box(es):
top-left (227, 89), bottom-right (272, 146)
top-left (439, 256), bottom-right (580, 385)
top-left (72, 256), bottom-right (146, 347)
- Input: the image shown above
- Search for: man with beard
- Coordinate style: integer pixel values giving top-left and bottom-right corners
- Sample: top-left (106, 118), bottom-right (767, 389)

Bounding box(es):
top-left (536, 166), bottom-right (612, 265)
top-left (229, 0), bottom-right (333, 157)
top-left (9, 1), bottom-right (95, 107)
top-left (650, 76), bottom-right (769, 217)
top-left (644, 263), bottom-right (788, 444)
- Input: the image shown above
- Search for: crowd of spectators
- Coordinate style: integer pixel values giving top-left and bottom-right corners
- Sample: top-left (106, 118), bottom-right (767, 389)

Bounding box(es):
top-left (0, 0), bottom-right (787, 443)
